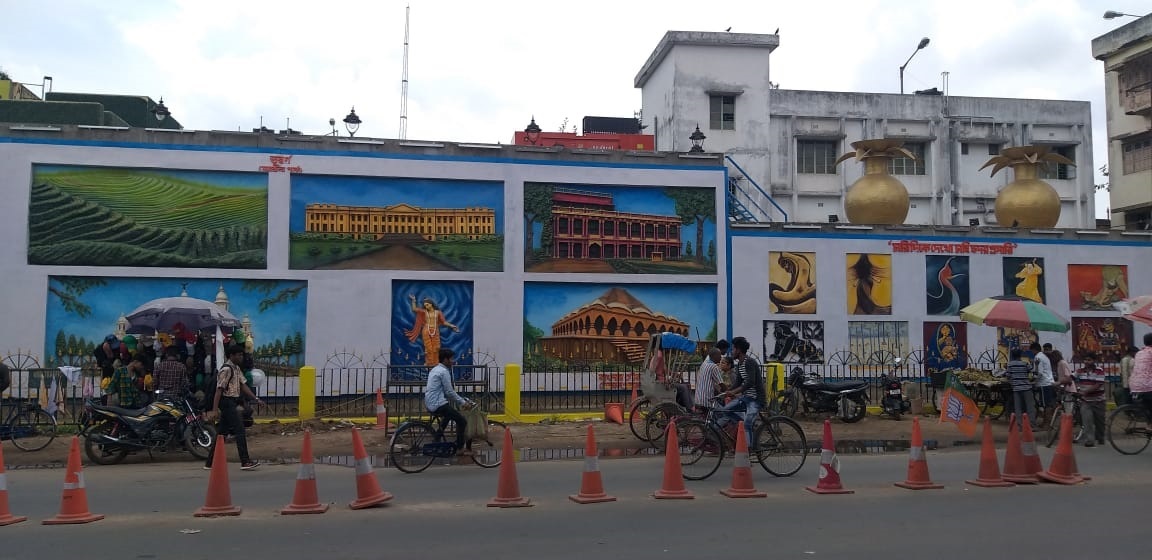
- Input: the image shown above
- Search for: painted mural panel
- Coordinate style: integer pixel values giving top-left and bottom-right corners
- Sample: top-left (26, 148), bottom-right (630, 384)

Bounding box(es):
top-left (1072, 316), bottom-right (1133, 364)
top-left (768, 252), bottom-right (817, 314)
top-left (523, 283), bottom-right (717, 368)
top-left (923, 321), bottom-right (968, 373)
top-left (925, 256), bottom-right (970, 316)
top-left (763, 320), bottom-right (824, 364)
top-left (28, 165), bottom-right (268, 268)
top-left (390, 281), bottom-right (475, 378)
top-left (1003, 257), bottom-right (1046, 303)
top-left (846, 253), bottom-right (892, 315)
top-left (1068, 264), bottom-right (1129, 311)
top-left (847, 321), bottom-right (908, 364)
top-left (523, 183), bottom-right (717, 274)
top-left (996, 327), bottom-right (1038, 365)
top-left (290, 175), bottom-right (503, 271)
top-left (45, 277), bottom-right (306, 368)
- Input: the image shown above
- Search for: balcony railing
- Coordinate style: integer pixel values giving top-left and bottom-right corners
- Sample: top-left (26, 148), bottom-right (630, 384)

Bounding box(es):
top-left (1123, 81), bottom-right (1151, 115)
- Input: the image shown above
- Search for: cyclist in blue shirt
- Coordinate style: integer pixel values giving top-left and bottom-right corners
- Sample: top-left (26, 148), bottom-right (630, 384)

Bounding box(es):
top-left (423, 348), bottom-right (475, 454)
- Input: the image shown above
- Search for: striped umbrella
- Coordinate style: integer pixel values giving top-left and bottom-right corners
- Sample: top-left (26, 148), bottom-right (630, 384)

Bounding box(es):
top-left (959, 295), bottom-right (1070, 333)
top-left (1113, 296), bottom-right (1152, 327)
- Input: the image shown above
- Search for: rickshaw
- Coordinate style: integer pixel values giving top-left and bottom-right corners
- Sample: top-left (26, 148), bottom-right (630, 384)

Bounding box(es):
top-left (627, 332), bottom-right (698, 443)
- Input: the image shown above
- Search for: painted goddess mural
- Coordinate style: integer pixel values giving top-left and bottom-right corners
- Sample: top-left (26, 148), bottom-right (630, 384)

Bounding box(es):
top-left (404, 294), bottom-right (460, 367)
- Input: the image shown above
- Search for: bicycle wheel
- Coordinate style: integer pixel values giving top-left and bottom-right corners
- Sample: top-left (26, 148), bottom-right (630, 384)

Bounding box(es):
top-left (389, 422), bottom-right (438, 473)
top-left (676, 419), bottom-right (723, 481)
top-left (9, 407), bottom-right (57, 451)
top-left (644, 402), bottom-right (686, 448)
top-left (980, 388), bottom-right (1007, 420)
top-left (1045, 408), bottom-right (1063, 448)
top-left (779, 389), bottom-right (799, 418)
top-left (628, 397), bottom-right (652, 441)
top-left (470, 420), bottom-right (508, 468)
top-left (754, 416), bottom-right (808, 477)
top-left (1108, 405), bottom-right (1152, 455)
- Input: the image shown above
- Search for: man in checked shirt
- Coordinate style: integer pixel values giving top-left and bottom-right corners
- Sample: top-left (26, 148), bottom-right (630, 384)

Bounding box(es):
top-left (154, 346), bottom-right (189, 396)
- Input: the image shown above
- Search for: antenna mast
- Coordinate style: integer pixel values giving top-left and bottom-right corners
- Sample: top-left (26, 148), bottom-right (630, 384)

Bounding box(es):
top-left (399, 4), bottom-right (410, 139)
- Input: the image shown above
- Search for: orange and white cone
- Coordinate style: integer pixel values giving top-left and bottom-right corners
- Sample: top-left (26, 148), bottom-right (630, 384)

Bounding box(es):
top-left (1018, 413), bottom-right (1044, 476)
top-left (348, 428), bottom-right (393, 509)
top-left (569, 425), bottom-right (617, 504)
top-left (43, 436), bottom-right (105, 524)
top-left (721, 421), bottom-right (767, 498)
top-left (488, 427), bottom-right (532, 507)
top-left (1038, 412), bottom-right (1086, 485)
top-left (194, 436), bottom-right (242, 517)
top-left (373, 388), bottom-right (391, 431)
top-left (1003, 414), bottom-right (1039, 484)
top-left (806, 419), bottom-right (853, 494)
top-left (0, 442), bottom-right (27, 526)
top-left (281, 430), bottom-right (329, 515)
top-left (894, 417), bottom-right (943, 490)
top-left (653, 420), bottom-right (694, 499)
top-left (965, 417), bottom-right (1015, 488)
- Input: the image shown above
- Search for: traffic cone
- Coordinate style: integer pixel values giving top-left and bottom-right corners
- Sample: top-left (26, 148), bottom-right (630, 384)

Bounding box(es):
top-left (965, 417), bottom-right (1015, 488)
top-left (569, 425), bottom-right (617, 504)
top-left (1037, 412), bottom-right (1086, 485)
top-left (488, 427), bottom-right (532, 507)
top-left (653, 420), bottom-right (694, 499)
top-left (193, 436), bottom-right (242, 517)
top-left (806, 419), bottom-right (853, 494)
top-left (0, 442), bottom-right (27, 526)
top-left (894, 417), bottom-right (943, 490)
top-left (281, 430), bottom-right (329, 515)
top-left (373, 388), bottom-right (391, 431)
top-left (1018, 414), bottom-right (1044, 476)
top-left (721, 421), bottom-right (767, 498)
top-left (43, 436), bottom-right (105, 524)
top-left (348, 428), bottom-right (393, 509)
top-left (1003, 414), bottom-right (1039, 484)
top-left (604, 402), bottom-right (624, 425)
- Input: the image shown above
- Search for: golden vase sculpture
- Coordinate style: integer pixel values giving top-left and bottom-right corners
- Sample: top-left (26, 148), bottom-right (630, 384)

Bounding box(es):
top-left (836, 139), bottom-right (912, 225)
top-left (980, 146), bottom-right (1070, 228)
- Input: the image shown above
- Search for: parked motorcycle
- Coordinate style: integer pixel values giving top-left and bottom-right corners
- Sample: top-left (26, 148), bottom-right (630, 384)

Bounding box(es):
top-left (82, 391), bottom-right (216, 465)
top-left (781, 367), bottom-right (869, 423)
top-left (878, 358), bottom-right (911, 420)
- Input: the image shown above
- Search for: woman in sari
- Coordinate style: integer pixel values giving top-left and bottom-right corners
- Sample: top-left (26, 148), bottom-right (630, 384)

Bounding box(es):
top-left (405, 295), bottom-right (460, 367)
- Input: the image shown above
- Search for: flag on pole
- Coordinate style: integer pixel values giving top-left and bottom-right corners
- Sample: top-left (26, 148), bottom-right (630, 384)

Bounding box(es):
top-left (938, 372), bottom-right (979, 437)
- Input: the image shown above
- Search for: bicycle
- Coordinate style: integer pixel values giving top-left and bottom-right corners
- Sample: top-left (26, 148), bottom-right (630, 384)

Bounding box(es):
top-left (388, 409), bottom-right (508, 474)
top-left (1107, 399), bottom-right (1152, 455)
top-left (0, 397), bottom-right (59, 451)
top-left (1045, 391), bottom-right (1084, 448)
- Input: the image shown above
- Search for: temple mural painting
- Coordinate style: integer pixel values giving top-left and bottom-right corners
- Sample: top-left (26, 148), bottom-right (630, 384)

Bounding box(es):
top-left (1072, 317), bottom-right (1133, 364)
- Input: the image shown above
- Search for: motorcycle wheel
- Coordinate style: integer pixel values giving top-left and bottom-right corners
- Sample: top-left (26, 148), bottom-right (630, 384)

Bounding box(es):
top-left (84, 421), bottom-right (130, 465)
top-left (842, 395), bottom-right (867, 423)
top-left (779, 389), bottom-right (799, 418)
top-left (183, 422), bottom-right (217, 460)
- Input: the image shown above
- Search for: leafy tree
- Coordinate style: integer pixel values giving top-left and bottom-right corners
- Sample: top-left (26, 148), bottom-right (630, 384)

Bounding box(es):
top-left (524, 183), bottom-right (555, 262)
top-left (292, 332), bottom-right (304, 363)
top-left (48, 277), bottom-right (107, 318)
top-left (685, 241), bottom-right (693, 258)
top-left (664, 187), bottom-right (716, 265)
top-left (55, 330), bottom-right (67, 358)
top-left (67, 334), bottom-right (79, 356)
top-left (524, 319), bottom-right (545, 356)
top-left (707, 240), bottom-right (716, 265)
top-left (705, 321), bottom-right (718, 342)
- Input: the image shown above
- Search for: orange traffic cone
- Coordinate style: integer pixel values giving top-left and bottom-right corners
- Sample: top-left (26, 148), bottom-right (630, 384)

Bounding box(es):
top-left (806, 419), bottom-right (853, 494)
top-left (721, 421), bottom-right (767, 498)
top-left (895, 417), bottom-right (943, 490)
top-left (965, 417), bottom-right (1015, 488)
top-left (488, 427), bottom-right (532, 507)
top-left (569, 425), bottom-right (617, 504)
top-left (604, 402), bottom-right (624, 425)
top-left (1003, 414), bottom-right (1039, 484)
top-left (1018, 414), bottom-right (1044, 476)
top-left (653, 420), bottom-right (694, 499)
top-left (0, 442), bottom-right (27, 526)
top-left (373, 388), bottom-right (390, 431)
top-left (281, 430), bottom-right (329, 515)
top-left (348, 428), bottom-right (393, 509)
top-left (43, 436), bottom-right (105, 524)
top-left (193, 436), bottom-right (242, 517)
top-left (1038, 412), bottom-right (1086, 485)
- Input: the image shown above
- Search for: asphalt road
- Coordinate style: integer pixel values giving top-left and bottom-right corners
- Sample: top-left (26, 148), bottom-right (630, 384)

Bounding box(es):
top-left (2, 444), bottom-right (1151, 560)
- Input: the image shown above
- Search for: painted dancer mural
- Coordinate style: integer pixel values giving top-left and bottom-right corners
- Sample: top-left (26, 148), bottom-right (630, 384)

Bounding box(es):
top-left (290, 176), bottom-right (503, 271)
top-left (1003, 257), bottom-right (1046, 303)
top-left (763, 320), bottom-right (824, 364)
top-left (926, 256), bottom-right (969, 316)
top-left (846, 253), bottom-right (892, 315)
top-left (390, 280), bottom-right (474, 371)
top-left (768, 252), bottom-right (817, 314)
top-left (523, 183), bottom-right (717, 274)
top-left (1068, 264), bottom-right (1129, 311)
top-left (28, 166), bottom-right (268, 268)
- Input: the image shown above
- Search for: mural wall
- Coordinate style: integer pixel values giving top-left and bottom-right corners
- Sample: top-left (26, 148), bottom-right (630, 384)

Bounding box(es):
top-left (523, 183), bottom-right (717, 274)
top-left (847, 321), bottom-right (908, 364)
top-left (389, 280), bottom-right (475, 374)
top-left (289, 175), bottom-right (503, 271)
top-left (925, 256), bottom-right (969, 315)
top-left (1067, 264), bottom-right (1129, 311)
top-left (1003, 256), bottom-right (1046, 303)
top-left (923, 321), bottom-right (967, 372)
top-left (763, 320), bottom-right (824, 363)
top-left (846, 253), bottom-right (892, 315)
top-left (28, 165), bottom-right (268, 268)
top-left (769, 252), bottom-right (817, 314)
top-left (1072, 317), bottom-right (1134, 363)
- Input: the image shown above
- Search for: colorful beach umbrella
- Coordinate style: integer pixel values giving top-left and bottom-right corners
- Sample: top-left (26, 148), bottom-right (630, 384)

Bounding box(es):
top-left (1113, 296), bottom-right (1152, 327)
top-left (959, 295), bottom-right (1070, 333)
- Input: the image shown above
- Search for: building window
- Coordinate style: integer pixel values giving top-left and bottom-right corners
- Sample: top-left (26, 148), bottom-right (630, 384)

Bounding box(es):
top-left (573, 220), bottom-right (583, 235)
top-left (961, 143), bottom-right (969, 155)
top-left (1122, 138), bottom-right (1152, 175)
top-left (604, 221), bottom-right (614, 236)
top-left (888, 142), bottom-right (927, 175)
top-left (988, 144), bottom-right (1001, 155)
top-left (797, 140), bottom-right (838, 174)
top-left (709, 95), bottom-right (735, 130)
top-left (1126, 209), bottom-right (1151, 231)
top-left (588, 220), bottom-right (600, 235)
top-left (1037, 145), bottom-right (1076, 180)
top-left (558, 218), bottom-right (569, 234)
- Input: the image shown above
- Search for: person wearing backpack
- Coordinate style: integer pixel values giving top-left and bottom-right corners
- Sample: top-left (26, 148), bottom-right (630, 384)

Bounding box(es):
top-left (204, 345), bottom-right (264, 471)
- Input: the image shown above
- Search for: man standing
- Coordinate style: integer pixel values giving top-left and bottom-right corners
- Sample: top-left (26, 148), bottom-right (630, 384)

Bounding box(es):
top-left (1076, 353), bottom-right (1107, 447)
top-left (1129, 334), bottom-right (1152, 413)
top-left (424, 348), bottom-right (475, 454)
top-left (1006, 348), bottom-right (1036, 429)
top-left (154, 346), bottom-right (189, 396)
top-left (720, 337), bottom-right (766, 447)
top-left (205, 345), bottom-right (263, 471)
top-left (1030, 342), bottom-right (1055, 422)
top-left (693, 348), bottom-right (726, 411)
top-left (1118, 345), bottom-right (1137, 406)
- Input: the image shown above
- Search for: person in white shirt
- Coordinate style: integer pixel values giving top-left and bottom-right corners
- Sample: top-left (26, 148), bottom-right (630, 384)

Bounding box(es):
top-left (1030, 342), bottom-right (1055, 416)
top-left (423, 348), bottom-right (474, 454)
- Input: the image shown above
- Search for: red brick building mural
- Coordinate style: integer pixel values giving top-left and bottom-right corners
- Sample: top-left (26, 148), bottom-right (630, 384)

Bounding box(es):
top-left (550, 188), bottom-right (681, 260)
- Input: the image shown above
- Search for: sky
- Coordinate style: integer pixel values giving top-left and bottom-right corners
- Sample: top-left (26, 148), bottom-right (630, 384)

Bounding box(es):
top-left (1, 0), bottom-right (1137, 217)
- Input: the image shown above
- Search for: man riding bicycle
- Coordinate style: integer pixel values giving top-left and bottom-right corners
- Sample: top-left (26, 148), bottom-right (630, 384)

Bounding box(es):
top-left (423, 348), bottom-right (475, 455)
top-left (1130, 333), bottom-right (1152, 415)
top-left (718, 337), bottom-right (766, 448)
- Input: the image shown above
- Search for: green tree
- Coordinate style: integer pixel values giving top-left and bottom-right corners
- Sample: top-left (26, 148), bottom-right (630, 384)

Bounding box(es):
top-left (685, 241), bottom-right (693, 258)
top-left (524, 319), bottom-right (545, 357)
top-left (67, 334), bottom-right (79, 357)
top-left (273, 339), bottom-right (285, 363)
top-left (524, 183), bottom-right (555, 262)
top-left (48, 277), bottom-right (107, 319)
top-left (707, 240), bottom-right (716, 265)
top-left (705, 321), bottom-right (718, 343)
top-left (55, 330), bottom-right (67, 359)
top-left (664, 187), bottom-right (716, 265)
top-left (292, 332), bottom-right (304, 364)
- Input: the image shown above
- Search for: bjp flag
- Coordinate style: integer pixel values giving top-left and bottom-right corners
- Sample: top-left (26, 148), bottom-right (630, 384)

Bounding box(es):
top-left (938, 372), bottom-right (979, 437)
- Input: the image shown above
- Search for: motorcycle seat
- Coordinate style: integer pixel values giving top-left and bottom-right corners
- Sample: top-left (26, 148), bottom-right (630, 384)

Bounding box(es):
top-left (815, 380), bottom-right (868, 392)
top-left (91, 403), bottom-right (151, 416)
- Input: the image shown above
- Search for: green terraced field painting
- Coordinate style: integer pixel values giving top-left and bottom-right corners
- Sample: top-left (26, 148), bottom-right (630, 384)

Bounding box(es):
top-left (28, 165), bottom-right (268, 268)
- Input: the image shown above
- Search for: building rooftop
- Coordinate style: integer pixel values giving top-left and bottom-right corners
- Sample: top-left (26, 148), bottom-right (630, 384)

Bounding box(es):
top-left (634, 30), bottom-right (779, 88)
top-left (1091, 14), bottom-right (1152, 60)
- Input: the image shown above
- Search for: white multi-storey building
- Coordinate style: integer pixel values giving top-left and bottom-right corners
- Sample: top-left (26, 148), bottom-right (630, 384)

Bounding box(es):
top-left (636, 31), bottom-right (1095, 227)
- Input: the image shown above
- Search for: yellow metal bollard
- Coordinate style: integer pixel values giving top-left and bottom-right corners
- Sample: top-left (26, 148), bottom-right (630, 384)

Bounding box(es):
top-left (503, 363), bottom-right (521, 422)
top-left (298, 366), bottom-right (316, 420)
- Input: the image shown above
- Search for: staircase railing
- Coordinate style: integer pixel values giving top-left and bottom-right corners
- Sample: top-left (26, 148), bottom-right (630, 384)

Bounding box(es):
top-left (725, 155), bottom-right (788, 222)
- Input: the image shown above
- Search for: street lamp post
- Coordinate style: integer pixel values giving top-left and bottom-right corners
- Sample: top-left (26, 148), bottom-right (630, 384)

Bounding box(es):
top-left (524, 116), bottom-right (542, 145)
top-left (151, 98), bottom-right (171, 122)
top-left (1103, 10), bottom-right (1140, 19)
top-left (689, 125), bottom-right (707, 153)
top-left (899, 37), bottom-right (931, 95)
top-left (342, 107), bottom-right (361, 137)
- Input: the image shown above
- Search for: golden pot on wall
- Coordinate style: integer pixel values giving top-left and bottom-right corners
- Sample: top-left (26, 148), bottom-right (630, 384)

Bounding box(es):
top-left (979, 146), bottom-right (1069, 228)
top-left (836, 139), bottom-right (913, 225)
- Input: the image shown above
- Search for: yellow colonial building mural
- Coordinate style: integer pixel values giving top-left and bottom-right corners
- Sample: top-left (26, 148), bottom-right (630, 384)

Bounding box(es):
top-left (304, 203), bottom-right (496, 241)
